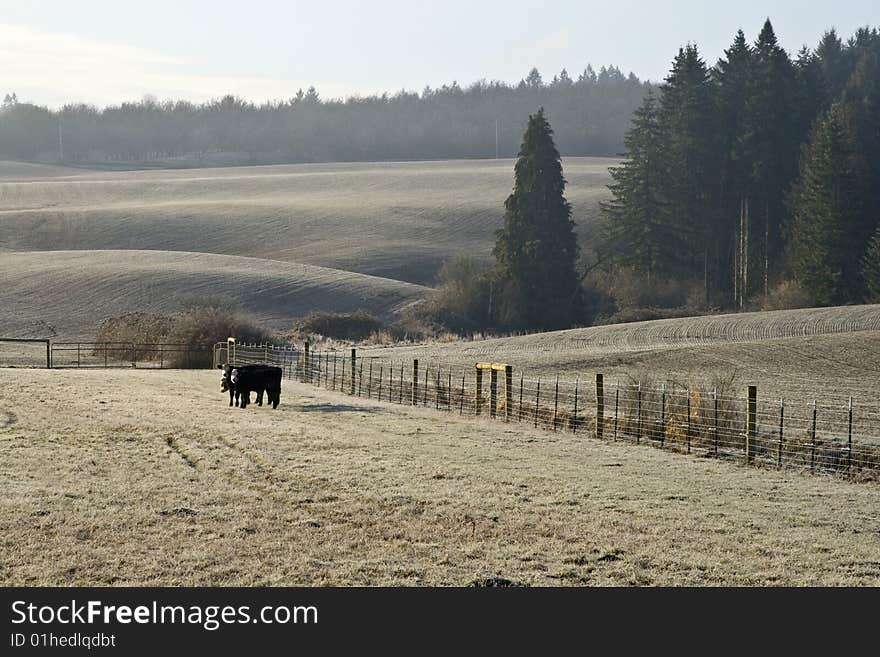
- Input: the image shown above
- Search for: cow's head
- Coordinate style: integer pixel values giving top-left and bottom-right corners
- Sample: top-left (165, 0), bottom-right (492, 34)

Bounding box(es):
top-left (218, 364), bottom-right (233, 391)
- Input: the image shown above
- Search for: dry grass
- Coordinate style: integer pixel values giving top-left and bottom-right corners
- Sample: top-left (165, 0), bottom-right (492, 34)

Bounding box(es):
top-left (360, 305), bottom-right (880, 406)
top-left (1, 368), bottom-right (878, 586)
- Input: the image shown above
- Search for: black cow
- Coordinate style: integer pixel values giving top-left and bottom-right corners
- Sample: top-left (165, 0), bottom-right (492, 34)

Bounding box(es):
top-left (218, 364), bottom-right (282, 409)
top-left (219, 364), bottom-right (265, 407)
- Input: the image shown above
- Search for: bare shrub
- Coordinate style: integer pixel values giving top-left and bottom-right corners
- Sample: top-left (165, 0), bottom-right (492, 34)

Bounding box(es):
top-left (167, 306), bottom-right (272, 368)
top-left (93, 312), bottom-right (172, 361)
top-left (292, 311), bottom-right (384, 341)
top-left (760, 280), bottom-right (813, 311)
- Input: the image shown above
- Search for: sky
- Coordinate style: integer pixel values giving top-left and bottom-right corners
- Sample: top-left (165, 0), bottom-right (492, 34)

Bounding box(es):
top-left (1, 0), bottom-right (877, 108)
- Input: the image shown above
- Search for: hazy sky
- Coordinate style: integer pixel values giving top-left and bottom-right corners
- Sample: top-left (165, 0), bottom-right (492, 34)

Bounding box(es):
top-left (1, 1), bottom-right (876, 107)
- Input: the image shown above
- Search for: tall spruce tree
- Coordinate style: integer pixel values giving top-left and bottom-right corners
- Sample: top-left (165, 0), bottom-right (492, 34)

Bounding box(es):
top-left (788, 104), bottom-right (866, 305)
top-left (660, 44), bottom-right (719, 302)
top-left (602, 92), bottom-right (671, 278)
top-left (493, 108), bottom-right (581, 329)
top-left (741, 19), bottom-right (801, 297)
top-left (714, 30), bottom-right (754, 304)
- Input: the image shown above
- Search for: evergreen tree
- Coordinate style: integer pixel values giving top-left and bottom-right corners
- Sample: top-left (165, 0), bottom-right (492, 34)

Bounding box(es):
top-left (602, 92), bottom-right (671, 278)
top-left (788, 104), bottom-right (866, 305)
top-left (493, 108), bottom-right (581, 329)
top-left (863, 226), bottom-right (880, 302)
top-left (714, 30), bottom-right (754, 304)
top-left (740, 19), bottom-right (801, 296)
top-left (660, 44), bottom-right (719, 301)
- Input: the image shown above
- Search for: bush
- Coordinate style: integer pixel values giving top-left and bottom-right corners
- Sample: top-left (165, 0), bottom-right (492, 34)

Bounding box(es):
top-left (425, 255), bottom-right (492, 332)
top-left (760, 280), bottom-right (813, 311)
top-left (291, 311), bottom-right (384, 341)
top-left (93, 312), bottom-right (172, 360)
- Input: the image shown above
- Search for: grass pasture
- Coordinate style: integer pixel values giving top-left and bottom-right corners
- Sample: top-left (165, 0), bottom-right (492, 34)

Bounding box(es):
top-left (0, 157), bottom-right (614, 285)
top-left (0, 249), bottom-right (427, 339)
top-left (1, 368), bottom-right (878, 586)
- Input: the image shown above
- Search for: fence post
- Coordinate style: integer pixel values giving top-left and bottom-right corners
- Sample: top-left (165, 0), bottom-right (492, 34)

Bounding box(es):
top-left (303, 341), bottom-right (310, 383)
top-left (686, 388), bottom-right (691, 454)
top-left (388, 362), bottom-right (393, 402)
top-left (534, 378), bottom-right (541, 428)
top-left (77, 342), bottom-right (81, 368)
top-left (367, 360), bottom-right (373, 398)
top-left (349, 348), bottom-right (356, 395)
top-left (660, 383), bottom-right (666, 447)
top-left (358, 360), bottom-right (363, 396)
top-left (460, 371), bottom-right (465, 415)
top-left (552, 375), bottom-right (559, 431)
top-left (489, 368), bottom-right (497, 419)
top-left (847, 397), bottom-right (853, 477)
top-left (810, 400), bottom-right (817, 472)
top-left (518, 372), bottom-right (524, 421)
top-left (746, 385), bottom-right (757, 465)
top-left (504, 365), bottom-right (513, 422)
top-left (636, 383), bottom-right (642, 444)
top-left (474, 366), bottom-right (483, 416)
top-left (613, 381), bottom-right (619, 441)
top-left (399, 363), bottom-right (404, 403)
top-left (713, 387), bottom-right (719, 457)
top-left (332, 353), bottom-right (337, 390)
top-left (423, 367), bottom-right (428, 406)
top-left (596, 373), bottom-right (604, 440)
top-left (447, 371), bottom-right (452, 411)
top-left (778, 398), bottom-right (784, 468)
top-left (411, 359), bottom-right (419, 405)
top-left (131, 343), bottom-right (136, 368)
top-left (377, 365), bottom-right (383, 400)
top-left (572, 377), bottom-right (579, 433)
top-left (435, 368), bottom-right (441, 410)
top-left (45, 340), bottom-right (50, 369)
top-left (341, 357), bottom-right (346, 394)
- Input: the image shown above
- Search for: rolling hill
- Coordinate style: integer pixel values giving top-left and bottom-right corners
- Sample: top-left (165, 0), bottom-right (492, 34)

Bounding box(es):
top-left (0, 250), bottom-right (427, 339)
top-left (0, 157), bottom-right (614, 285)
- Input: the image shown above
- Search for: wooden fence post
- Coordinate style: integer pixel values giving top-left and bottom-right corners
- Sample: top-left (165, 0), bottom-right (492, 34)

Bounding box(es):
top-left (411, 359), bottom-right (418, 405)
top-left (572, 377), bottom-right (579, 433)
top-left (746, 385), bottom-right (757, 465)
top-left (810, 400), bottom-right (817, 472)
top-left (504, 365), bottom-right (513, 422)
top-left (660, 383), bottom-right (666, 447)
top-left (474, 365), bottom-right (483, 416)
top-left (489, 368), bottom-right (497, 419)
top-left (713, 387), bottom-right (719, 456)
top-left (518, 372), bottom-right (524, 421)
top-left (349, 348), bottom-right (356, 395)
top-left (777, 398), bottom-right (784, 468)
top-left (613, 382), bottom-right (619, 441)
top-left (686, 388), bottom-right (691, 454)
top-left (423, 367), bottom-right (428, 405)
top-left (552, 375), bottom-right (559, 431)
top-left (460, 371), bottom-right (465, 415)
top-left (636, 383), bottom-right (642, 444)
top-left (378, 365), bottom-right (383, 400)
top-left (596, 373), bottom-right (604, 440)
top-left (332, 353), bottom-right (337, 390)
top-left (847, 397), bottom-right (853, 476)
top-left (303, 341), bottom-right (310, 383)
top-left (534, 378), bottom-right (541, 428)
top-left (367, 360), bottom-right (373, 398)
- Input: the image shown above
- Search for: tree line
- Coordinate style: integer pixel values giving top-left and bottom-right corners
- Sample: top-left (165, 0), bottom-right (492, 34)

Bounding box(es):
top-left (603, 20), bottom-right (880, 309)
top-left (0, 65), bottom-right (648, 164)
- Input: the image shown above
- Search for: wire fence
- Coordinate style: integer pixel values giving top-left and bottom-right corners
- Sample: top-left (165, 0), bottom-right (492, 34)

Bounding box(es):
top-left (215, 340), bottom-right (880, 482)
top-left (50, 342), bottom-right (214, 369)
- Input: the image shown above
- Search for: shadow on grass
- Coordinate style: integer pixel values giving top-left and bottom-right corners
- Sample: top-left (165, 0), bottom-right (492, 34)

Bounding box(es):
top-left (295, 403), bottom-right (378, 414)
